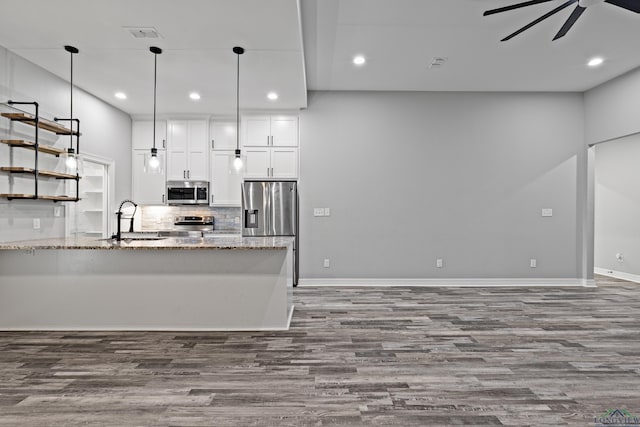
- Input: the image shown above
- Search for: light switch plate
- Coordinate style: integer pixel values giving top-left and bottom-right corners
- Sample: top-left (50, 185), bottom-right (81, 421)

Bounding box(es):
top-left (314, 208), bottom-right (324, 217)
top-left (530, 259), bottom-right (537, 268)
top-left (323, 258), bottom-right (330, 268)
top-left (53, 206), bottom-right (62, 217)
top-left (324, 208), bottom-right (331, 216)
top-left (33, 218), bottom-right (40, 230)
top-left (436, 258), bottom-right (443, 268)
top-left (541, 208), bottom-right (553, 217)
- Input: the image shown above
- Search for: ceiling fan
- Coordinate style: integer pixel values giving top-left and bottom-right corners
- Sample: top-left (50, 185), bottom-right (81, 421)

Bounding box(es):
top-left (484, 0), bottom-right (640, 41)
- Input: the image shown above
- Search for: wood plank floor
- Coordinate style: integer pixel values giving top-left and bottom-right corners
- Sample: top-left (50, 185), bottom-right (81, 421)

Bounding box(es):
top-left (1, 276), bottom-right (639, 426)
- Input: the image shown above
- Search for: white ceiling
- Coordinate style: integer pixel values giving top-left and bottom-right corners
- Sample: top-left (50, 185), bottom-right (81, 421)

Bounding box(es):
top-left (0, 0), bottom-right (307, 115)
top-left (302, 0), bottom-right (640, 92)
top-left (1, 0), bottom-right (640, 117)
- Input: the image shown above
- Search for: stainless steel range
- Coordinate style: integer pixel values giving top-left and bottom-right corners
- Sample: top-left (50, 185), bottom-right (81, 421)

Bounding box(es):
top-left (173, 215), bottom-right (214, 234)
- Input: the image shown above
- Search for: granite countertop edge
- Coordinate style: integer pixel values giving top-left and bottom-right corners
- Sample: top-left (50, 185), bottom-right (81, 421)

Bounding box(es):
top-left (0, 236), bottom-right (294, 251)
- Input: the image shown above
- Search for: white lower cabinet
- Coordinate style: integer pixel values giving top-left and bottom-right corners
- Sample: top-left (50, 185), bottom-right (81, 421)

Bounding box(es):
top-left (132, 149), bottom-right (166, 205)
top-left (244, 147), bottom-right (298, 179)
top-left (209, 150), bottom-right (242, 206)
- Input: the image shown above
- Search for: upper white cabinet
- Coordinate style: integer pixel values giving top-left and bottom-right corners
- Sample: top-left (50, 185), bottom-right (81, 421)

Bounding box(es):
top-left (132, 149), bottom-right (166, 205)
top-left (241, 115), bottom-right (299, 179)
top-left (132, 120), bottom-right (166, 150)
top-left (167, 120), bottom-right (208, 181)
top-left (209, 120), bottom-right (241, 205)
top-left (210, 151), bottom-right (242, 206)
top-left (243, 115), bottom-right (298, 147)
top-left (210, 121), bottom-right (237, 150)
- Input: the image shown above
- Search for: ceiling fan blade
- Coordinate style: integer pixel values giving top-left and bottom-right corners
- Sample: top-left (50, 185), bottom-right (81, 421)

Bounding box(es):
top-left (501, 0), bottom-right (578, 41)
top-left (605, 0), bottom-right (640, 13)
top-left (484, 0), bottom-right (555, 16)
top-left (553, 5), bottom-right (586, 40)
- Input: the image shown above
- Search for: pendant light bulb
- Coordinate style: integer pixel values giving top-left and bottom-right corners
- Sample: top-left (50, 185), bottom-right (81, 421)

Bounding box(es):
top-left (65, 151), bottom-right (77, 170)
top-left (233, 149), bottom-right (243, 172)
top-left (148, 148), bottom-right (160, 170)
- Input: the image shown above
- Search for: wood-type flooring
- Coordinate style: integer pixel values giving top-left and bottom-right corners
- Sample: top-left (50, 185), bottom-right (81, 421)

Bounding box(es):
top-left (1, 276), bottom-right (639, 426)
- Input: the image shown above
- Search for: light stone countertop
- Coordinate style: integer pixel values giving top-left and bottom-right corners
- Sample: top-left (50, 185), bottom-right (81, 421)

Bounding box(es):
top-left (0, 235), bottom-right (294, 251)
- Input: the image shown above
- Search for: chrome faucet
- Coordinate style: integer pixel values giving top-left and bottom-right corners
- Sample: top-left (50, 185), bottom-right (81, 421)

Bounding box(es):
top-left (113, 199), bottom-right (138, 241)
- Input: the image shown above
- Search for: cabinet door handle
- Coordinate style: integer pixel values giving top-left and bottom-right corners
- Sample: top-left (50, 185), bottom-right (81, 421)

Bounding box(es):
top-left (271, 167), bottom-right (274, 177)
top-left (267, 167), bottom-right (270, 177)
top-left (162, 194), bottom-right (165, 203)
top-left (162, 139), bottom-right (166, 149)
top-left (271, 135), bottom-right (274, 146)
top-left (211, 139), bottom-right (215, 150)
top-left (183, 170), bottom-right (186, 179)
top-left (187, 170), bottom-right (190, 179)
top-left (211, 194), bottom-right (214, 204)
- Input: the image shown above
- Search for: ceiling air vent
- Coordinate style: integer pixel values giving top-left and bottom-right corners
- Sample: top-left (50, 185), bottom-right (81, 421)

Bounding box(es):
top-left (125, 27), bottom-right (162, 39)
top-left (429, 57), bottom-right (447, 69)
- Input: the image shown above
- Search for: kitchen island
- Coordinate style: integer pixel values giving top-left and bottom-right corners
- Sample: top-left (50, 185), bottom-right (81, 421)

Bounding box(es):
top-left (0, 235), bottom-right (294, 331)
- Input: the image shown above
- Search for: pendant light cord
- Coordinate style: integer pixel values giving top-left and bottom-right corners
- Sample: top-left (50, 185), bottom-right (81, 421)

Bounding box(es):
top-left (153, 50), bottom-right (158, 151)
top-left (69, 50), bottom-right (73, 149)
top-left (236, 51), bottom-right (240, 151)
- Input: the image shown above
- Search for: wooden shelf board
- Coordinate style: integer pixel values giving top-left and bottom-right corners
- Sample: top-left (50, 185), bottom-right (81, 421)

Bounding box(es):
top-left (38, 195), bottom-right (80, 202)
top-left (1, 113), bottom-right (78, 135)
top-left (1, 166), bottom-right (79, 180)
top-left (0, 194), bottom-right (80, 202)
top-left (0, 193), bottom-right (37, 200)
top-left (0, 139), bottom-right (65, 156)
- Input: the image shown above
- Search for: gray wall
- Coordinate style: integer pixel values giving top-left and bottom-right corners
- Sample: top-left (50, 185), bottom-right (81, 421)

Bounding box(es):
top-left (299, 91), bottom-right (585, 279)
top-left (585, 66), bottom-right (640, 144)
top-left (594, 133), bottom-right (640, 276)
top-left (0, 45), bottom-right (131, 242)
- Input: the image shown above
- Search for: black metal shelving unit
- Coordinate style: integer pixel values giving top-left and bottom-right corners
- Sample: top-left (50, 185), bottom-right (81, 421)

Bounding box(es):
top-left (0, 100), bottom-right (81, 202)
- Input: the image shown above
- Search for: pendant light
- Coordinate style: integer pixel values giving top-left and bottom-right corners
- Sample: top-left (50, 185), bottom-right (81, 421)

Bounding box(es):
top-left (233, 46), bottom-right (244, 172)
top-left (146, 46), bottom-right (163, 174)
top-left (63, 45), bottom-right (80, 172)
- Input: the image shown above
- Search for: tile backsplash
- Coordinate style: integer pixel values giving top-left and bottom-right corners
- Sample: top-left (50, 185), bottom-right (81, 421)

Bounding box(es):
top-left (140, 206), bottom-right (241, 232)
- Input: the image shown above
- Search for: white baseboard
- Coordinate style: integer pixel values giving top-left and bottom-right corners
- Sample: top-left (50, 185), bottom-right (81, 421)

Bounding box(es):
top-left (594, 267), bottom-right (640, 284)
top-left (298, 278), bottom-right (593, 287)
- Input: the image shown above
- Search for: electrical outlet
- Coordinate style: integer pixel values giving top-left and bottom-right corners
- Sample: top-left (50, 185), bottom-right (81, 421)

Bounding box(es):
top-left (314, 208), bottom-right (325, 217)
top-left (53, 206), bottom-right (62, 217)
top-left (234, 216), bottom-right (240, 225)
top-left (33, 218), bottom-right (40, 230)
top-left (323, 258), bottom-right (330, 268)
top-left (324, 208), bottom-right (331, 216)
top-left (541, 208), bottom-right (553, 217)
top-left (436, 258), bottom-right (443, 268)
top-left (530, 259), bottom-right (537, 268)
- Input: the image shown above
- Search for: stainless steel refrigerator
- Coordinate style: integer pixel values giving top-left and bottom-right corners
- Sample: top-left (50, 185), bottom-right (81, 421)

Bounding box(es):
top-left (242, 180), bottom-right (298, 286)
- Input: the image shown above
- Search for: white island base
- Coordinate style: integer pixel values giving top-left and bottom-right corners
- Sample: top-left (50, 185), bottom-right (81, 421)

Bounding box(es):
top-left (0, 240), bottom-right (294, 331)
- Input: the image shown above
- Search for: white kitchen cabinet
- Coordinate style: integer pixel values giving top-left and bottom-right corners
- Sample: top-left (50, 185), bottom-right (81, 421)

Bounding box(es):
top-left (167, 120), bottom-right (208, 181)
top-left (244, 148), bottom-right (271, 179)
top-left (132, 120), bottom-right (166, 150)
top-left (210, 120), bottom-right (238, 150)
top-left (209, 151), bottom-right (242, 206)
top-left (241, 115), bottom-right (298, 179)
top-left (132, 149), bottom-right (166, 205)
top-left (271, 148), bottom-right (298, 178)
top-left (243, 115), bottom-right (298, 147)
top-left (244, 147), bottom-right (298, 179)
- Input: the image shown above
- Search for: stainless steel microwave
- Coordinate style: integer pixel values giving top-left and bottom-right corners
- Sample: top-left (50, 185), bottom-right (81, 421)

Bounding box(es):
top-left (166, 181), bottom-right (209, 205)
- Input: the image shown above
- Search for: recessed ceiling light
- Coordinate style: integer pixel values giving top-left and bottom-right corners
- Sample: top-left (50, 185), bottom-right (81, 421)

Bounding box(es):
top-left (587, 57), bottom-right (604, 67)
top-left (267, 92), bottom-right (278, 101)
top-left (353, 55), bottom-right (366, 66)
top-left (114, 92), bottom-right (127, 100)
top-left (189, 92), bottom-right (201, 100)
